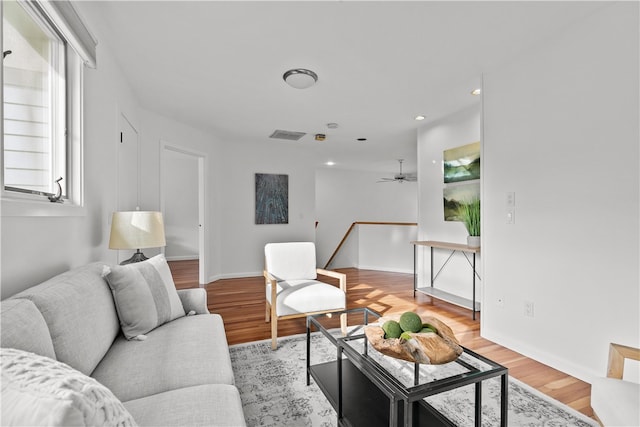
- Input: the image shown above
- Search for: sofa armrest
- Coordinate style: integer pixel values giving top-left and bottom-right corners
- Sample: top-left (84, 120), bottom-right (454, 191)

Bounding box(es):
top-left (177, 288), bottom-right (210, 314)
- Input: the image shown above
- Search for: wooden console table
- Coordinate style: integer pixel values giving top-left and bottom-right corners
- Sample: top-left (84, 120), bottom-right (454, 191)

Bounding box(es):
top-left (411, 240), bottom-right (481, 320)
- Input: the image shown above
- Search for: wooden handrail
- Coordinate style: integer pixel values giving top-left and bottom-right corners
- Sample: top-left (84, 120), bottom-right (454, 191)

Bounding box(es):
top-left (323, 221), bottom-right (418, 269)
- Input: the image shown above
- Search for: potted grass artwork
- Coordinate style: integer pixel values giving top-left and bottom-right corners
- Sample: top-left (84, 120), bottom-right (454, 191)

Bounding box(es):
top-left (458, 198), bottom-right (480, 248)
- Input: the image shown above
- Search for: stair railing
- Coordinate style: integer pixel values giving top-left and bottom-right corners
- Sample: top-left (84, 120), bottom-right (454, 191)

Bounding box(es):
top-left (323, 221), bottom-right (417, 269)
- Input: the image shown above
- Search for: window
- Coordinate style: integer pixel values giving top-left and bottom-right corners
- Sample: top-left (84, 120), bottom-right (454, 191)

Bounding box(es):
top-left (3, 0), bottom-right (66, 197)
top-left (1, 0), bottom-right (95, 213)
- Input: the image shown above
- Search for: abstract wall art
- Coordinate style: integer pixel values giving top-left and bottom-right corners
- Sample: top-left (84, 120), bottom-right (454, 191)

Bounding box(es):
top-left (255, 173), bottom-right (288, 224)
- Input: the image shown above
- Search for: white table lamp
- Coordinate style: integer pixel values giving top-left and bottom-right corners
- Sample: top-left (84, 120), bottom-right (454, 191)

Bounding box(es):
top-left (109, 211), bottom-right (166, 264)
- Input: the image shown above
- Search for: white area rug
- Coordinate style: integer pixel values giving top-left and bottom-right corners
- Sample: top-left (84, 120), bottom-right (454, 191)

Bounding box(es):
top-left (230, 333), bottom-right (598, 427)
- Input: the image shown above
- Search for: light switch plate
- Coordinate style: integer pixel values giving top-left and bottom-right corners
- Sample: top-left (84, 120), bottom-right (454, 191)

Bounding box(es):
top-left (506, 192), bottom-right (515, 207)
top-left (506, 209), bottom-right (515, 224)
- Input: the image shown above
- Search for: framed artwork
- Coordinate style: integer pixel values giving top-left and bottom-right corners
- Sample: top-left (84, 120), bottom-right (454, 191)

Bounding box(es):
top-left (255, 173), bottom-right (288, 224)
top-left (443, 141), bottom-right (480, 183)
top-left (443, 181), bottom-right (480, 221)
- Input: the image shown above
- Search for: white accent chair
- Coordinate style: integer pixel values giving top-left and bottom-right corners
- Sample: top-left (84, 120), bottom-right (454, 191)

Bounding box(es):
top-left (264, 242), bottom-right (347, 350)
top-left (591, 343), bottom-right (640, 427)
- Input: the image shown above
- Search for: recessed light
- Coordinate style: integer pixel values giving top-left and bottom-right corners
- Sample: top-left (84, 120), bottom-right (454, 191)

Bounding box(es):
top-left (327, 123), bottom-right (339, 129)
top-left (415, 115), bottom-right (426, 121)
top-left (471, 88), bottom-right (481, 96)
top-left (326, 161), bottom-right (335, 166)
top-left (357, 138), bottom-right (367, 142)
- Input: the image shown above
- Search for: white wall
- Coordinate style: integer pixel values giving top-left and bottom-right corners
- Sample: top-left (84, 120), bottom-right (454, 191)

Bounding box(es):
top-left (417, 105), bottom-right (481, 301)
top-left (481, 2), bottom-right (639, 382)
top-left (315, 168), bottom-right (418, 272)
top-left (137, 109), bottom-right (219, 282)
top-left (0, 7), bottom-right (140, 298)
top-left (0, 3), bottom-right (418, 296)
top-left (215, 139), bottom-right (318, 279)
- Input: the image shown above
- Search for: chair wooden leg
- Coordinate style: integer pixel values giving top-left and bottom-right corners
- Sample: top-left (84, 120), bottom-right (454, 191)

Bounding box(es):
top-left (265, 302), bottom-right (270, 322)
top-left (340, 312), bottom-right (347, 336)
top-left (271, 306), bottom-right (278, 350)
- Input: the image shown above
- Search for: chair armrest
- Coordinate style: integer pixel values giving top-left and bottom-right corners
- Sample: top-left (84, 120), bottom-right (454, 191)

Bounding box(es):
top-left (608, 343), bottom-right (640, 379)
top-left (316, 268), bottom-right (347, 293)
top-left (177, 288), bottom-right (210, 314)
top-left (264, 270), bottom-right (278, 303)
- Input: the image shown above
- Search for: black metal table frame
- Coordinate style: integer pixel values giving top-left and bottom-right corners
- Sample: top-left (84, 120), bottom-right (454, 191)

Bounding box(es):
top-left (307, 308), bottom-right (508, 427)
top-left (412, 242), bottom-right (482, 320)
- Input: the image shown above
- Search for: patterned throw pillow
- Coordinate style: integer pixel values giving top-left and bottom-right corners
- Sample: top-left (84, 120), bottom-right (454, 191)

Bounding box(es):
top-left (103, 254), bottom-right (186, 340)
top-left (1, 347), bottom-right (137, 426)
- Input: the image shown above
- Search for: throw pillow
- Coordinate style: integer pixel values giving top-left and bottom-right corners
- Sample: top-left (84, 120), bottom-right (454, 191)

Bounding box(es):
top-left (103, 254), bottom-right (186, 340)
top-left (1, 347), bottom-right (137, 426)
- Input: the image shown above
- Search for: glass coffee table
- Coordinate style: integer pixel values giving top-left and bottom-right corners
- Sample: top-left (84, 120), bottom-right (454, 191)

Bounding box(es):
top-left (306, 308), bottom-right (508, 427)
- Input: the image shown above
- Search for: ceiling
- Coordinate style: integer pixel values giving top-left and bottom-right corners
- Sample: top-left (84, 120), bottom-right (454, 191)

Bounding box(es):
top-left (82, 1), bottom-right (604, 175)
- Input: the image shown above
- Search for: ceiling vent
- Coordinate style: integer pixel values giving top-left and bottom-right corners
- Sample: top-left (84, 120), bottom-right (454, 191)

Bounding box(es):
top-left (269, 130), bottom-right (306, 141)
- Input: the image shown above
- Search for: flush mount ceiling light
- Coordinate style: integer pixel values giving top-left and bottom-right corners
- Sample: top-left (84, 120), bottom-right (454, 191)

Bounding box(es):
top-left (415, 115), bottom-right (426, 121)
top-left (471, 88), bottom-right (482, 96)
top-left (283, 68), bottom-right (318, 89)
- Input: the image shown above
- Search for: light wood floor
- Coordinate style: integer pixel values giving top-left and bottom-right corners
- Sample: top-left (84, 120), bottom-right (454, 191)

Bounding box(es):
top-left (169, 260), bottom-right (595, 420)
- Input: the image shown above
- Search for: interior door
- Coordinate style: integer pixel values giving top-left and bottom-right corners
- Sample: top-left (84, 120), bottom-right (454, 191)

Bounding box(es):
top-left (116, 113), bottom-right (139, 263)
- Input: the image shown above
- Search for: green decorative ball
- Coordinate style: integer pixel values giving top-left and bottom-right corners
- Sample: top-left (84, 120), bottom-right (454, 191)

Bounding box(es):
top-left (400, 331), bottom-right (413, 341)
top-left (399, 311), bottom-right (423, 333)
top-left (382, 320), bottom-right (402, 339)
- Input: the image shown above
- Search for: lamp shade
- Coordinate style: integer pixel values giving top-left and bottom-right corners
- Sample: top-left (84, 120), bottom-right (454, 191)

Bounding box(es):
top-left (109, 211), bottom-right (166, 250)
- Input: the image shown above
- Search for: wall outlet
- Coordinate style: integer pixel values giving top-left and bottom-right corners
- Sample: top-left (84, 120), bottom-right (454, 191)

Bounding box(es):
top-left (524, 301), bottom-right (534, 317)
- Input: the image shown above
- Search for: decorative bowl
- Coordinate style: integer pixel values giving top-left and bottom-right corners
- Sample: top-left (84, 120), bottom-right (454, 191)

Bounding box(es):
top-left (364, 314), bottom-right (463, 365)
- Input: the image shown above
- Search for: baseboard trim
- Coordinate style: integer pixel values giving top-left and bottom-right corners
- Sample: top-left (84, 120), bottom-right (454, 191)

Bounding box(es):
top-left (481, 328), bottom-right (599, 384)
top-left (165, 255), bottom-right (199, 261)
top-left (208, 271), bottom-right (262, 283)
top-left (356, 264), bottom-right (413, 275)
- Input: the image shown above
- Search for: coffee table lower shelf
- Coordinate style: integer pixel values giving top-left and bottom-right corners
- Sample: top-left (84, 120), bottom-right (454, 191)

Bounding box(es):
top-left (310, 360), bottom-right (455, 427)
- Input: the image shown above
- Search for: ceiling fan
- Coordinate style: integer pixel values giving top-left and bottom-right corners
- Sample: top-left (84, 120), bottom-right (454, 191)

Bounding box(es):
top-left (378, 159), bottom-right (417, 184)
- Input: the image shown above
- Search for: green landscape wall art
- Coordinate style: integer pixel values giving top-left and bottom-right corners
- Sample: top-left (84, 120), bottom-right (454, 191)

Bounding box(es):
top-left (443, 141), bottom-right (480, 183)
top-left (255, 173), bottom-right (288, 224)
top-left (444, 181), bottom-right (480, 221)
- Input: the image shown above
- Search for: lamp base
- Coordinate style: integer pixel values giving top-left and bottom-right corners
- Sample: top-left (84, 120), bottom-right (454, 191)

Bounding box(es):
top-left (120, 249), bottom-right (149, 265)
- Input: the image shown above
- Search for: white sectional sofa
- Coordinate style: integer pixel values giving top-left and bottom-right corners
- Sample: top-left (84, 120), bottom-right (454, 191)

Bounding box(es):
top-left (0, 258), bottom-right (246, 426)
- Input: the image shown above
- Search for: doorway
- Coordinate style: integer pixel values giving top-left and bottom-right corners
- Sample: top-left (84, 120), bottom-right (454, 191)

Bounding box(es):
top-left (160, 141), bottom-right (207, 286)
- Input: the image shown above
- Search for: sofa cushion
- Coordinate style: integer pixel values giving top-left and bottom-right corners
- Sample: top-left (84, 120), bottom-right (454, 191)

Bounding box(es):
top-left (91, 314), bottom-right (235, 402)
top-left (176, 288), bottom-right (209, 314)
top-left (103, 255), bottom-right (185, 339)
top-left (10, 263), bottom-right (120, 376)
top-left (591, 376), bottom-right (640, 427)
top-left (123, 384), bottom-right (245, 427)
top-left (1, 299), bottom-right (56, 360)
top-left (1, 348), bottom-right (137, 427)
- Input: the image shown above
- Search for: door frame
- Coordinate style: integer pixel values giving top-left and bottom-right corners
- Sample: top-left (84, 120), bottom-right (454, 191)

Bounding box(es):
top-left (160, 140), bottom-right (207, 286)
